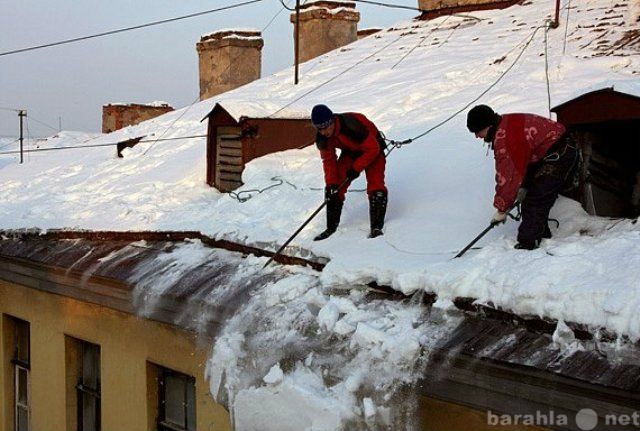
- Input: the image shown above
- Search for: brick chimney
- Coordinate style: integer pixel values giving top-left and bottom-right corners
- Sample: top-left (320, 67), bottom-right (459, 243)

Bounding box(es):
top-left (102, 102), bottom-right (174, 133)
top-left (196, 29), bottom-right (264, 101)
top-left (291, 1), bottom-right (360, 63)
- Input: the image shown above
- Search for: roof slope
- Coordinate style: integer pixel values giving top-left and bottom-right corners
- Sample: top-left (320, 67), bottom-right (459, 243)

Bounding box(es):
top-left (0, 0), bottom-right (639, 340)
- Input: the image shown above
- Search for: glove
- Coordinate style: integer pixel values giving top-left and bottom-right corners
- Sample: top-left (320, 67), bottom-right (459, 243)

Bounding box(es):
top-left (346, 169), bottom-right (360, 181)
top-left (490, 211), bottom-right (507, 226)
top-left (324, 185), bottom-right (339, 201)
top-left (516, 188), bottom-right (528, 204)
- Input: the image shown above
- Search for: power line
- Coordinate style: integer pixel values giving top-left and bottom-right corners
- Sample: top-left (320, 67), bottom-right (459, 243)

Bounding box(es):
top-left (141, 94), bottom-right (202, 156)
top-left (26, 115), bottom-right (59, 132)
top-left (351, 0), bottom-right (424, 13)
top-left (278, 0), bottom-right (296, 12)
top-left (391, 15), bottom-right (452, 69)
top-left (263, 0), bottom-right (295, 32)
top-left (386, 21), bottom-right (549, 154)
top-left (0, 139), bottom-right (19, 151)
top-left (270, 30), bottom-right (406, 116)
top-left (0, 134), bottom-right (206, 156)
top-left (562, 0), bottom-right (572, 55)
top-left (544, 21), bottom-right (552, 117)
top-left (0, 0), bottom-right (264, 58)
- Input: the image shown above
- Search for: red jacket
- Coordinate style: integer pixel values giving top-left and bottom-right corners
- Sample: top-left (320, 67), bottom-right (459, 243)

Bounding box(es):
top-left (492, 113), bottom-right (566, 212)
top-left (317, 113), bottom-right (383, 185)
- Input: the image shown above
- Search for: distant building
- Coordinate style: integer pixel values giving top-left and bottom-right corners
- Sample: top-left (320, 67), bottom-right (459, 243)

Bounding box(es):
top-left (102, 103), bottom-right (174, 134)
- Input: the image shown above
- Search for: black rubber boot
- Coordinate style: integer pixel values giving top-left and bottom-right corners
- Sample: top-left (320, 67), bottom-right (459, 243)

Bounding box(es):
top-left (368, 190), bottom-right (387, 238)
top-left (514, 239), bottom-right (540, 250)
top-left (314, 199), bottom-right (343, 241)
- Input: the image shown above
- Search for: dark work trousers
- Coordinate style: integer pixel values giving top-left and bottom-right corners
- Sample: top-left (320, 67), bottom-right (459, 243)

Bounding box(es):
top-left (518, 135), bottom-right (578, 245)
top-left (334, 152), bottom-right (387, 201)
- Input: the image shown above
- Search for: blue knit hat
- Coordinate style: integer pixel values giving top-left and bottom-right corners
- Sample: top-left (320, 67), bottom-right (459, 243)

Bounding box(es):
top-left (311, 104), bottom-right (334, 129)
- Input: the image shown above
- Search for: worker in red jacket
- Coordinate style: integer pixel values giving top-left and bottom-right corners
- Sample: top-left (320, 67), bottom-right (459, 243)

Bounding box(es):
top-left (311, 104), bottom-right (388, 240)
top-left (467, 105), bottom-right (578, 250)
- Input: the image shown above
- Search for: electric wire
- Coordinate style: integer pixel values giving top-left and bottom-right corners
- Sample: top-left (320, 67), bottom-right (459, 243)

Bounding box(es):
top-left (0, 134), bottom-right (207, 156)
top-left (387, 21), bottom-right (550, 154)
top-left (391, 15), bottom-right (452, 69)
top-left (0, 0), bottom-right (264, 57)
top-left (262, 2), bottom-right (288, 32)
top-left (26, 115), bottom-right (59, 132)
top-left (544, 21), bottom-right (552, 117)
top-left (278, 0), bottom-right (296, 12)
top-left (563, 0), bottom-right (572, 55)
top-left (141, 94), bottom-right (203, 156)
top-left (25, 118), bottom-right (33, 162)
top-left (270, 31), bottom-right (406, 117)
top-left (350, 0), bottom-right (425, 13)
top-left (0, 139), bottom-right (19, 151)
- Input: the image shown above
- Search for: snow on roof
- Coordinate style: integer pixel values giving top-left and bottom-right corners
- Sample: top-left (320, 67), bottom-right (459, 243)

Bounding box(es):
top-left (200, 28), bottom-right (262, 43)
top-left (208, 100), bottom-right (309, 121)
top-left (104, 101), bottom-right (172, 108)
top-left (201, 27), bottom-right (260, 38)
top-left (1, 0), bottom-right (640, 339)
top-left (554, 79), bottom-right (640, 107)
top-left (3, 0), bottom-right (640, 428)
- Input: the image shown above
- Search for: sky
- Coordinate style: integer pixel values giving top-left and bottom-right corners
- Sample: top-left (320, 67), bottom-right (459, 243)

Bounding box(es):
top-left (0, 0), bottom-right (416, 138)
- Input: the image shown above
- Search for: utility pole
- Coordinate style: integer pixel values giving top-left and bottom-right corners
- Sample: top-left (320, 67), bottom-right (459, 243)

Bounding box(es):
top-left (18, 110), bottom-right (26, 164)
top-left (294, 0), bottom-right (300, 85)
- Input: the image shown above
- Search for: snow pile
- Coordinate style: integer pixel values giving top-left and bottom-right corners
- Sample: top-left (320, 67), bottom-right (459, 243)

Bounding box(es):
top-left (393, 198), bottom-right (640, 341)
top-left (206, 270), bottom-right (461, 430)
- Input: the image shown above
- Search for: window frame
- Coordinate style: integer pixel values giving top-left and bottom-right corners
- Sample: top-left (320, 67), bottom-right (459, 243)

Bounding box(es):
top-left (13, 364), bottom-right (30, 431)
top-left (75, 341), bottom-right (101, 431)
top-left (10, 317), bottom-right (30, 431)
top-left (158, 369), bottom-right (196, 431)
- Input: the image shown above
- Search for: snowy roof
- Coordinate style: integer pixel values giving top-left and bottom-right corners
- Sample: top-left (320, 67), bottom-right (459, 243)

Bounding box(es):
top-left (2, 231), bottom-right (639, 430)
top-left (553, 80), bottom-right (640, 108)
top-left (2, 1), bottom-right (640, 427)
top-left (204, 102), bottom-right (310, 122)
top-left (104, 101), bottom-right (172, 108)
top-left (1, 0), bottom-right (640, 341)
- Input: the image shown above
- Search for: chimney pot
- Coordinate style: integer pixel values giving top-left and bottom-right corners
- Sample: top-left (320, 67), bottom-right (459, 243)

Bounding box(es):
top-left (291, 1), bottom-right (360, 63)
top-left (196, 29), bottom-right (264, 101)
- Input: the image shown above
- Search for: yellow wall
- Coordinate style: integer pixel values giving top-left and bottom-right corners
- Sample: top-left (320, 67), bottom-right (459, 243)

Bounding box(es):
top-left (0, 275), bottom-right (550, 431)
top-left (0, 280), bottom-right (231, 431)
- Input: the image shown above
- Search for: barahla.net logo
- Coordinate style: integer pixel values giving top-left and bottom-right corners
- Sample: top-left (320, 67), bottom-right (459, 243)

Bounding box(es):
top-left (488, 408), bottom-right (640, 430)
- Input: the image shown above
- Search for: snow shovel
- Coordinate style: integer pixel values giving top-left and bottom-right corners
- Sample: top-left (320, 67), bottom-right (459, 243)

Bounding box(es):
top-left (453, 222), bottom-right (499, 259)
top-left (263, 178), bottom-right (349, 269)
top-left (453, 202), bottom-right (522, 259)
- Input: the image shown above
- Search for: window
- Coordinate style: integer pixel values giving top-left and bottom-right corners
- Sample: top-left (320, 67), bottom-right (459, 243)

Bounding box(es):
top-left (66, 336), bottom-right (100, 431)
top-left (9, 317), bottom-right (30, 431)
top-left (157, 368), bottom-right (196, 431)
top-left (77, 342), bottom-right (100, 431)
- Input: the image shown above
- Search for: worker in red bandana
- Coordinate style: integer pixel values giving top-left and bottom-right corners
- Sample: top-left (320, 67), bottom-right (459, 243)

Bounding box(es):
top-left (311, 104), bottom-right (388, 240)
top-left (467, 105), bottom-right (578, 250)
